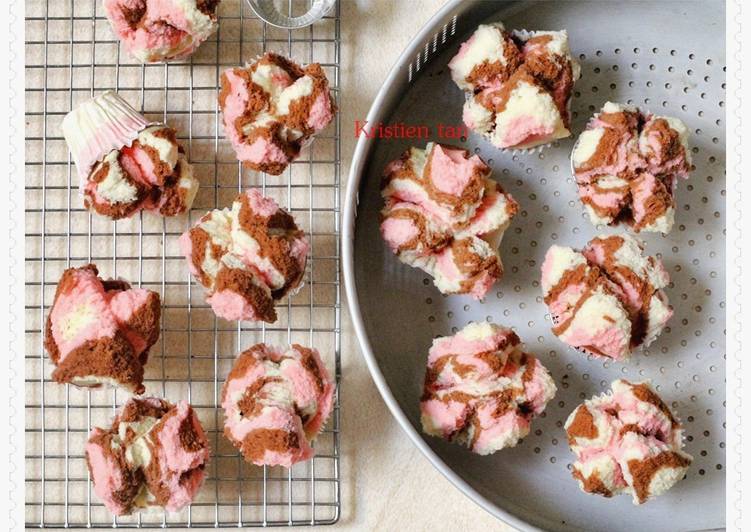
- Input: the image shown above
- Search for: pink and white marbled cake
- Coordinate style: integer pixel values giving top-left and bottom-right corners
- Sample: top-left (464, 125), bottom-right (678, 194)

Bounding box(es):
top-left (86, 397), bottom-right (210, 515)
top-left (221, 343), bottom-right (334, 467)
top-left (572, 102), bottom-right (692, 233)
top-left (565, 379), bottom-right (692, 504)
top-left (420, 322), bottom-right (556, 455)
top-left (449, 23), bottom-right (580, 150)
top-left (103, 0), bottom-right (219, 63)
top-left (44, 264), bottom-right (161, 394)
top-left (61, 91), bottom-right (199, 219)
top-left (219, 52), bottom-right (336, 175)
top-left (541, 234), bottom-right (672, 360)
top-left (381, 142), bottom-right (517, 299)
top-left (179, 189), bottom-right (308, 323)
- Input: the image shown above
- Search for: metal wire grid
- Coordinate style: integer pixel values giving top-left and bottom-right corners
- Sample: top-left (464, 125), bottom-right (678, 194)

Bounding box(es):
top-left (25, 0), bottom-right (341, 527)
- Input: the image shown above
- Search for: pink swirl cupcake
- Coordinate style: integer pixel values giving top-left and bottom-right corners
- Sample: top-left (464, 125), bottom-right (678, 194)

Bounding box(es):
top-left (381, 142), bottom-right (517, 299)
top-left (565, 379), bottom-right (692, 504)
top-left (44, 264), bottom-right (161, 394)
top-left (103, 0), bottom-right (220, 63)
top-left (449, 23), bottom-right (580, 150)
top-left (572, 102), bottom-right (692, 233)
top-left (420, 322), bottom-right (557, 455)
top-left (541, 234), bottom-right (672, 360)
top-left (61, 91), bottom-right (199, 219)
top-left (179, 189), bottom-right (309, 323)
top-left (221, 343), bottom-right (334, 467)
top-left (219, 52), bottom-right (336, 175)
top-left (86, 397), bottom-right (210, 515)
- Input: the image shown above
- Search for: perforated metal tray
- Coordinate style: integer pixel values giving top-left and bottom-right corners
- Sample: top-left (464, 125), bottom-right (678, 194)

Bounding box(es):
top-left (343, 1), bottom-right (725, 530)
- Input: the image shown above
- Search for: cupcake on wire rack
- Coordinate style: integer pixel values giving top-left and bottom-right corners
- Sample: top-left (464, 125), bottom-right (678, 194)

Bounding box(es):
top-left (221, 342), bottom-right (335, 467)
top-left (219, 52), bottom-right (337, 175)
top-left (179, 189), bottom-right (309, 323)
top-left (540, 234), bottom-right (672, 361)
top-left (103, 0), bottom-right (220, 63)
top-left (44, 264), bottom-right (161, 394)
top-left (448, 22), bottom-right (580, 151)
top-left (61, 90), bottom-right (199, 220)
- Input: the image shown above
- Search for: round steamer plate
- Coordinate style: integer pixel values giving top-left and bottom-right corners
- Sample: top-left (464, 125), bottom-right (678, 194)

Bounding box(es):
top-left (343, 1), bottom-right (726, 531)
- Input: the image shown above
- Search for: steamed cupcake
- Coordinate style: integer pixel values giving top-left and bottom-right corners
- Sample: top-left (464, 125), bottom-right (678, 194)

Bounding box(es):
top-left (420, 322), bottom-right (557, 454)
top-left (541, 234), bottom-right (672, 361)
top-left (381, 142), bottom-right (518, 299)
top-left (61, 91), bottom-right (199, 219)
top-left (449, 23), bottom-right (580, 150)
top-left (44, 264), bottom-right (161, 394)
top-left (565, 379), bottom-right (692, 504)
top-left (179, 189), bottom-right (309, 323)
top-left (103, 0), bottom-right (220, 63)
top-left (219, 52), bottom-right (336, 175)
top-left (572, 102), bottom-right (692, 233)
top-left (221, 343), bottom-right (334, 467)
top-left (86, 397), bottom-right (210, 515)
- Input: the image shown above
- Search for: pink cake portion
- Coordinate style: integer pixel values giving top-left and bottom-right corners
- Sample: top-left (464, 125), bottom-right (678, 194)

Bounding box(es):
top-left (565, 379), bottom-right (692, 504)
top-left (221, 343), bottom-right (334, 467)
top-left (86, 397), bottom-right (210, 516)
top-left (420, 322), bottom-right (557, 455)
top-left (540, 234), bottom-right (672, 361)
top-left (103, 0), bottom-right (219, 63)
top-left (44, 264), bottom-right (161, 394)
top-left (381, 142), bottom-right (518, 299)
top-left (179, 189), bottom-right (308, 323)
top-left (572, 102), bottom-right (692, 233)
top-left (61, 91), bottom-right (199, 220)
top-left (449, 23), bottom-right (580, 150)
top-left (219, 52), bottom-right (336, 175)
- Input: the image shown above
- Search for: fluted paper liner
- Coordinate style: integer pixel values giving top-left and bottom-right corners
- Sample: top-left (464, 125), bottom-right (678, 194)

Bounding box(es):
top-left (61, 90), bottom-right (157, 188)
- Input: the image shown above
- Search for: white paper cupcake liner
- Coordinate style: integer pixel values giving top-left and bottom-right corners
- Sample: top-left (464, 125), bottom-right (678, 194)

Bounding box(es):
top-left (61, 90), bottom-right (157, 189)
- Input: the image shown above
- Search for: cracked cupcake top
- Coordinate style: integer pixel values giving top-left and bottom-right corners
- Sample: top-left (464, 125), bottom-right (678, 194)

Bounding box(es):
top-left (103, 0), bottom-right (219, 63)
top-left (221, 343), bottom-right (334, 467)
top-left (541, 234), bottom-right (672, 360)
top-left (420, 322), bottom-right (557, 455)
top-left (449, 23), bottom-right (580, 150)
top-left (219, 52), bottom-right (336, 175)
top-left (44, 264), bottom-right (161, 394)
top-left (86, 397), bottom-right (210, 515)
top-left (565, 379), bottom-right (692, 504)
top-left (572, 102), bottom-right (692, 233)
top-left (179, 189), bottom-right (308, 323)
top-left (381, 142), bottom-right (517, 300)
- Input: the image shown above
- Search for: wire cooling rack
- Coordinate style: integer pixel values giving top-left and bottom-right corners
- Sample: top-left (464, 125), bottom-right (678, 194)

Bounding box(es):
top-left (25, 0), bottom-right (341, 527)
